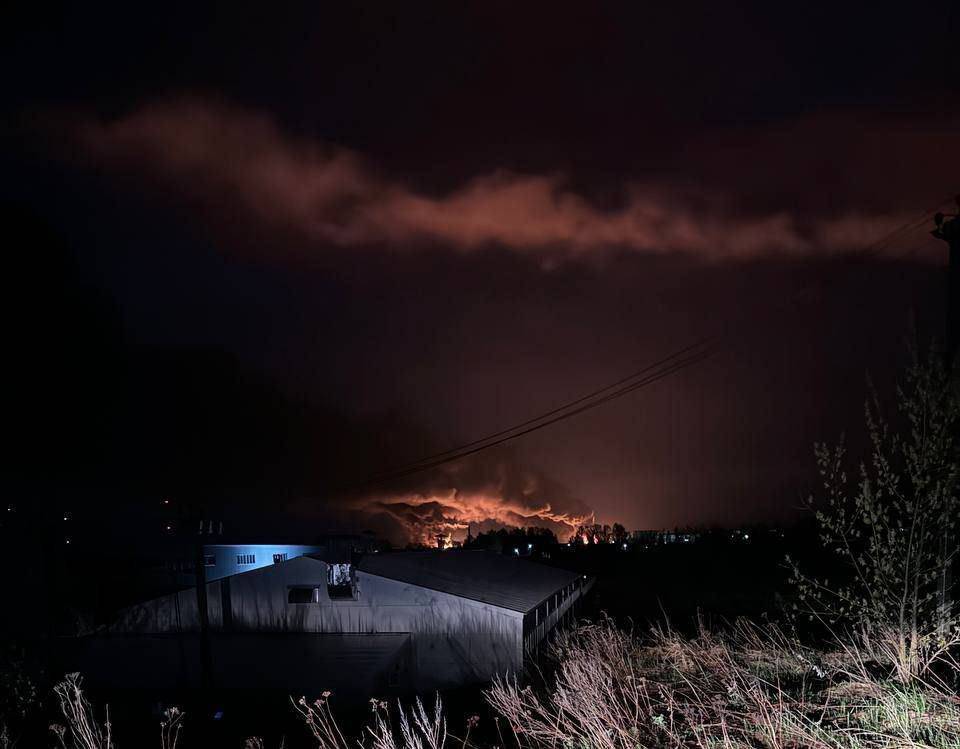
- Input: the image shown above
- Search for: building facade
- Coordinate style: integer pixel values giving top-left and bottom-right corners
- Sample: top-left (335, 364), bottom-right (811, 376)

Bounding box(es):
top-left (106, 550), bottom-right (591, 694)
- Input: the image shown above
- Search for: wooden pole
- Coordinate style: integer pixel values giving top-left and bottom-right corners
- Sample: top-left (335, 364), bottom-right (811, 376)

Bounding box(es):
top-left (933, 198), bottom-right (960, 634)
top-left (193, 515), bottom-right (215, 691)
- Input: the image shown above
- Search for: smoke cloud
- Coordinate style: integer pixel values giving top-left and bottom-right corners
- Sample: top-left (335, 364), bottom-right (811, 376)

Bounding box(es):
top-left (73, 98), bottom-right (928, 262)
top-left (350, 451), bottom-right (595, 546)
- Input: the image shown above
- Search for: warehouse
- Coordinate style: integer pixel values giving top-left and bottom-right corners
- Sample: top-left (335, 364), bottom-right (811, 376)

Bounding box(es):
top-left (106, 549), bottom-right (591, 692)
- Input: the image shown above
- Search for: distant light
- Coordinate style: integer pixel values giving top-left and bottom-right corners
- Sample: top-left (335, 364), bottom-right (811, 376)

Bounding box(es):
top-left (64, 537), bottom-right (72, 545)
top-left (213, 710), bottom-right (224, 721)
top-left (744, 534), bottom-right (750, 540)
top-left (622, 543), bottom-right (627, 550)
top-left (527, 543), bottom-right (533, 549)
top-left (513, 547), bottom-right (519, 555)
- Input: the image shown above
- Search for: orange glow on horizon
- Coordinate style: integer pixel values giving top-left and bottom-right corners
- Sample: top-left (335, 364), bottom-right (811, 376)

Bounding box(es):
top-left (357, 489), bottom-right (595, 546)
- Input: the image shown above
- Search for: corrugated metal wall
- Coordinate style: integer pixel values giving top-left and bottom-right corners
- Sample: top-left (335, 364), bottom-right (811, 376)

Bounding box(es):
top-left (109, 556), bottom-right (525, 690)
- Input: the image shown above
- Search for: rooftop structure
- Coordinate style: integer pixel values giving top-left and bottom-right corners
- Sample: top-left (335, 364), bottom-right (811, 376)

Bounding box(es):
top-left (93, 549), bottom-right (592, 694)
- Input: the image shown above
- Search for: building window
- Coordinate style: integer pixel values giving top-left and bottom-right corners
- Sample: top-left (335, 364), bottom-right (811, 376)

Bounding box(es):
top-left (273, 553), bottom-right (288, 564)
top-left (204, 555), bottom-right (216, 567)
top-left (237, 553), bottom-right (256, 565)
top-left (326, 563), bottom-right (355, 599)
top-left (288, 586), bottom-right (319, 604)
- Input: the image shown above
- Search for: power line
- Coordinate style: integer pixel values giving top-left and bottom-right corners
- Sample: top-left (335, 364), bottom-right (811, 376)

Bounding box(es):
top-left (362, 338), bottom-right (713, 482)
top-left (350, 195), bottom-right (956, 491)
top-left (355, 343), bottom-right (718, 489)
top-left (793, 200), bottom-right (953, 305)
top-left (872, 198), bottom-right (958, 255)
top-left (862, 204), bottom-right (950, 257)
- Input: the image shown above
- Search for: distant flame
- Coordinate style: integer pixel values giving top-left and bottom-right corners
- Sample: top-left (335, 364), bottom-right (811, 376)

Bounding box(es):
top-left (361, 489), bottom-right (594, 546)
top-left (349, 450), bottom-right (594, 546)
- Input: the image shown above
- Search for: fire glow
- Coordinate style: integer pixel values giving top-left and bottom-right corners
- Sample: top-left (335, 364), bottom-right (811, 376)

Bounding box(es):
top-left (345, 448), bottom-right (595, 546)
top-left (76, 98), bottom-right (929, 264)
top-left (361, 490), bottom-right (594, 547)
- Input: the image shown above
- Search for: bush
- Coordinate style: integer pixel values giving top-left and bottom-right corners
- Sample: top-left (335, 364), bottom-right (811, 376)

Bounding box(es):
top-left (488, 617), bottom-right (960, 749)
top-left (788, 347), bottom-right (960, 682)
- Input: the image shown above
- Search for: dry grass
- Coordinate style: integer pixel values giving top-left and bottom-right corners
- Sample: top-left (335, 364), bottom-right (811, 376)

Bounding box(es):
top-left (45, 619), bottom-right (960, 749)
top-left (49, 673), bottom-right (184, 749)
top-left (49, 674), bottom-right (113, 749)
top-left (291, 692), bottom-right (447, 749)
top-left (487, 617), bottom-right (960, 749)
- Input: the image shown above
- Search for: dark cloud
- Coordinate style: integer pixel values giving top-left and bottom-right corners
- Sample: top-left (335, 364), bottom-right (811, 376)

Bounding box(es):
top-left (348, 449), bottom-right (594, 545)
top-left (71, 99), bottom-right (957, 264)
top-left (3, 1), bottom-right (956, 543)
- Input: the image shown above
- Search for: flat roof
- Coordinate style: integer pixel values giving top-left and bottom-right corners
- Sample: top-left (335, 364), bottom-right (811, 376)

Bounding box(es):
top-left (358, 550), bottom-right (582, 613)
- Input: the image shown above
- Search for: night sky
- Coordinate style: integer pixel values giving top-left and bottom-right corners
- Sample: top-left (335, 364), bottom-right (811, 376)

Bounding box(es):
top-left (3, 1), bottom-right (958, 545)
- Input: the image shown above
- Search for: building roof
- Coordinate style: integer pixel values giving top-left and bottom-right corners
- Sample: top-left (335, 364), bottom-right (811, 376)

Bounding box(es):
top-left (358, 550), bottom-right (582, 613)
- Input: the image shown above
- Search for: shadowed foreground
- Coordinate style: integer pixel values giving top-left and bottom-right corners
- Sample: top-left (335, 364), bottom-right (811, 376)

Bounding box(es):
top-left (40, 616), bottom-right (960, 749)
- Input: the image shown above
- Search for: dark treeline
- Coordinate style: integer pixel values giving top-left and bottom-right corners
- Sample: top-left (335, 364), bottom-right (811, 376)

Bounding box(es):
top-left (461, 526), bottom-right (559, 551)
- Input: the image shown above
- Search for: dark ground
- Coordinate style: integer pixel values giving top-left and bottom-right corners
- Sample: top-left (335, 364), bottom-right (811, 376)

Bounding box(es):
top-left (1, 524), bottom-right (836, 747)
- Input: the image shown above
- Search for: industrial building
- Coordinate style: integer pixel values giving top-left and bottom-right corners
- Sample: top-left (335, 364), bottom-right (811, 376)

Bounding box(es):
top-left (194, 543), bottom-right (325, 582)
top-left (94, 549), bottom-right (591, 694)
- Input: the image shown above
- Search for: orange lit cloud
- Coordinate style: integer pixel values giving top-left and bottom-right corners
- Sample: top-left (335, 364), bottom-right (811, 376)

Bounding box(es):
top-left (366, 492), bottom-right (594, 546)
top-left (350, 453), bottom-right (594, 545)
top-left (73, 98), bottom-right (933, 262)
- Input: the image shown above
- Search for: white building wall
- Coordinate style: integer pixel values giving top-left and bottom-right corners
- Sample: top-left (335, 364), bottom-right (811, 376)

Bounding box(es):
top-left (111, 556), bottom-right (524, 689)
top-left (200, 543), bottom-right (325, 581)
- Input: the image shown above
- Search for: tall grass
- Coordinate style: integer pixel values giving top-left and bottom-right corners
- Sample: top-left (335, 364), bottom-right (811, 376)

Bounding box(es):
top-left (48, 673), bottom-right (183, 749)
top-left (290, 693), bottom-right (446, 749)
top-left (489, 617), bottom-right (960, 749)
top-left (45, 618), bottom-right (960, 748)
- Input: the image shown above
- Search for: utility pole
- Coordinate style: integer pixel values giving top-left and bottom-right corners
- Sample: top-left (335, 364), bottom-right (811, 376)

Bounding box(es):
top-left (195, 518), bottom-right (215, 691)
top-left (932, 196), bottom-right (960, 634)
top-left (934, 198), bottom-right (960, 354)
